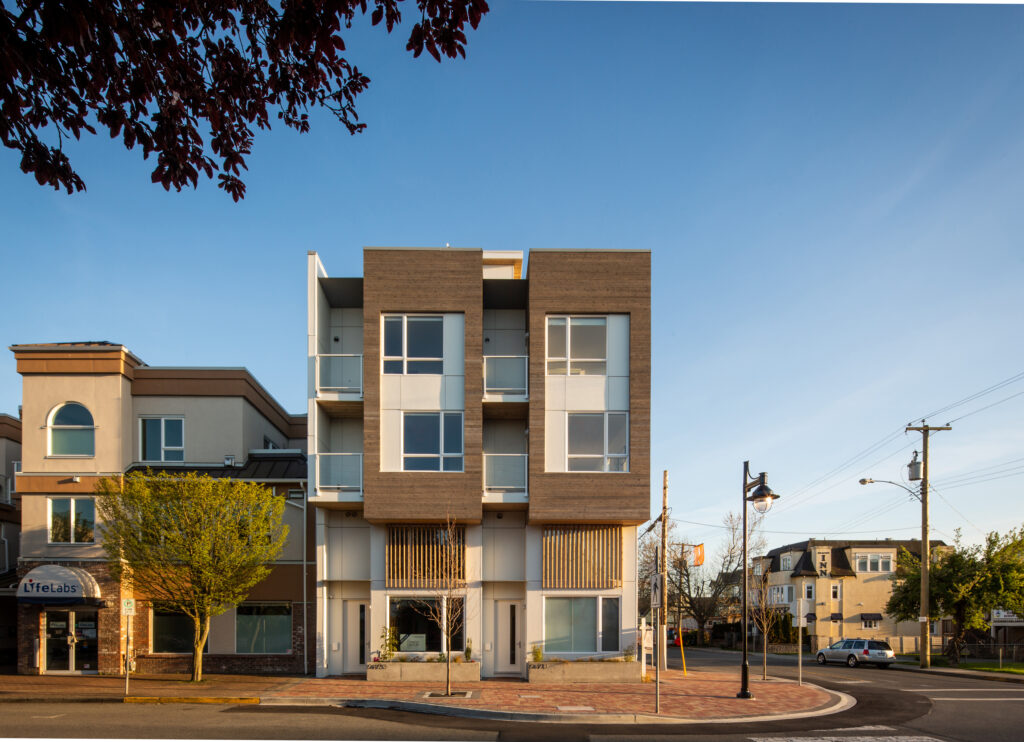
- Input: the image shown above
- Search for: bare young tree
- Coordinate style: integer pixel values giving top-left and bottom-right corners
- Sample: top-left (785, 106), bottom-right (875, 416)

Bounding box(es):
top-left (748, 556), bottom-right (784, 680)
top-left (411, 514), bottom-right (467, 697)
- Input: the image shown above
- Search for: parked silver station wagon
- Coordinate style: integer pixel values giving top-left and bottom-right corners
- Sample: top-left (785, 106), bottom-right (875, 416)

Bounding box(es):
top-left (816, 638), bottom-right (895, 667)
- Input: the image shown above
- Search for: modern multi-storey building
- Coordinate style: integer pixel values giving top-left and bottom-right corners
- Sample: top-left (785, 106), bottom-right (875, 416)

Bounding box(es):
top-left (307, 248), bottom-right (650, 678)
top-left (755, 538), bottom-right (945, 652)
top-left (11, 343), bottom-right (311, 675)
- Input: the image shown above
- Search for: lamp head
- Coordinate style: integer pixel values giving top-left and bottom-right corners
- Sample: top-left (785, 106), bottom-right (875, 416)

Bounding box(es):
top-left (859, 478), bottom-right (873, 485)
top-left (747, 473), bottom-right (779, 514)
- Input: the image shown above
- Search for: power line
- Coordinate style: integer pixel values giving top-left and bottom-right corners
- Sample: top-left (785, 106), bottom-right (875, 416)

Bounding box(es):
top-left (928, 484), bottom-right (985, 538)
top-left (667, 516), bottom-right (921, 536)
top-left (918, 369), bottom-right (1024, 423)
top-left (946, 388), bottom-right (1024, 425)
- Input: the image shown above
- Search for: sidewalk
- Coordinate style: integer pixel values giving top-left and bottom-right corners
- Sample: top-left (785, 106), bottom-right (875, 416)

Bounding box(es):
top-left (0, 669), bottom-right (849, 724)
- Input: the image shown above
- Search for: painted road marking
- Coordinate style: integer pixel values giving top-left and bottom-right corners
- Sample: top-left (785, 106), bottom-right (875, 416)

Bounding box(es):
top-left (826, 679), bottom-right (872, 684)
top-left (750, 736), bottom-right (942, 742)
top-left (556, 705), bottom-right (595, 712)
top-left (903, 687), bottom-right (1024, 692)
top-left (810, 726), bottom-right (896, 732)
top-left (928, 697), bottom-right (1024, 701)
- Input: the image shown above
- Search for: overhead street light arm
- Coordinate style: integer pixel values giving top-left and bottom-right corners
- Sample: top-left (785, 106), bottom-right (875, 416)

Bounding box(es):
top-left (859, 477), bottom-right (920, 500)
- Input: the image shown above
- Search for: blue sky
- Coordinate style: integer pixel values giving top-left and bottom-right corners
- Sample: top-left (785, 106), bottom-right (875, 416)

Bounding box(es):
top-left (1, 1), bottom-right (1023, 555)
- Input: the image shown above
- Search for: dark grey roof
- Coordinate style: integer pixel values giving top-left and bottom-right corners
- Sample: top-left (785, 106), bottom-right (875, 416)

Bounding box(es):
top-left (831, 548), bottom-right (856, 577)
top-left (790, 550), bottom-right (817, 577)
top-left (127, 451), bottom-right (306, 481)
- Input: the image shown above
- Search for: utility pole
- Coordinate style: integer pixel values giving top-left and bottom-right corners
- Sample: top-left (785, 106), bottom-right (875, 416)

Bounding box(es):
top-left (906, 421), bottom-right (950, 670)
top-left (660, 469), bottom-right (668, 672)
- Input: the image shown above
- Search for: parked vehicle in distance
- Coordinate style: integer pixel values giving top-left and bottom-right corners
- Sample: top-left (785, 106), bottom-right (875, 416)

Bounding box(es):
top-left (816, 638), bottom-right (895, 668)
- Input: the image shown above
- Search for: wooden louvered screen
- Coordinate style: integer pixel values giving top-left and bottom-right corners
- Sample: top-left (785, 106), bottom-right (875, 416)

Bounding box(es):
top-left (386, 525), bottom-right (466, 588)
top-left (542, 525), bottom-right (622, 589)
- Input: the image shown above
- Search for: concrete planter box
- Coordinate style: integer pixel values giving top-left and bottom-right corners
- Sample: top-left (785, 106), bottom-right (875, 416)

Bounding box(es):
top-left (527, 660), bottom-right (641, 684)
top-left (365, 661), bottom-right (480, 682)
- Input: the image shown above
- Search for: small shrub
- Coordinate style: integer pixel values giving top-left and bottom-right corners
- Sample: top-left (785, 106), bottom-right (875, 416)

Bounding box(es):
top-left (464, 638), bottom-right (473, 662)
top-left (531, 643), bottom-right (543, 663)
top-left (623, 645), bottom-right (636, 662)
top-left (378, 626), bottom-right (398, 661)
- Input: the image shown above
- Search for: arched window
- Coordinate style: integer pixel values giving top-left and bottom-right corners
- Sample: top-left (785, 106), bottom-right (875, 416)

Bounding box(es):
top-left (49, 402), bottom-right (95, 457)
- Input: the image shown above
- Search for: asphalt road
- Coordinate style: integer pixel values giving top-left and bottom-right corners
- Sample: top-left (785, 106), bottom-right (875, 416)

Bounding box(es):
top-left (3, 649), bottom-right (1022, 742)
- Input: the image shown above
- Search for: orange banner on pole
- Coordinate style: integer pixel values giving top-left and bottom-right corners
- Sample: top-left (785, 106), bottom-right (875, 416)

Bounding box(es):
top-left (692, 543), bottom-right (705, 567)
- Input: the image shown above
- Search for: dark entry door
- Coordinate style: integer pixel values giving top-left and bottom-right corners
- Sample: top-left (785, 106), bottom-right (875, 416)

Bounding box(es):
top-left (45, 611), bottom-right (71, 672)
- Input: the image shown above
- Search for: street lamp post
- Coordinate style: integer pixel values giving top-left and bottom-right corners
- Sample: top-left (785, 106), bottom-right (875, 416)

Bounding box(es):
top-left (738, 461), bottom-right (779, 700)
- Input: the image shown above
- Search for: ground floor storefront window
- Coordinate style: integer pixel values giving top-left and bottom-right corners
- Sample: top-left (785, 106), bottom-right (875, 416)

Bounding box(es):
top-left (544, 596), bottom-right (619, 653)
top-left (152, 610), bottom-right (208, 654)
top-left (388, 597), bottom-right (464, 653)
top-left (236, 603), bottom-right (292, 654)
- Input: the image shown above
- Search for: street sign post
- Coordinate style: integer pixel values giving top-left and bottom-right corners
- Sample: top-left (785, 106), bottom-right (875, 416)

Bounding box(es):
top-left (122, 599), bottom-right (135, 696)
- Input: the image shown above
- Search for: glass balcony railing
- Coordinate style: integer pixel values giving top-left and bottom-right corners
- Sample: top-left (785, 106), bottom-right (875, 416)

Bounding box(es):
top-left (484, 453), bottom-right (528, 492)
top-left (317, 453), bottom-right (363, 491)
top-left (317, 354), bottom-right (362, 394)
top-left (483, 355), bottom-right (527, 396)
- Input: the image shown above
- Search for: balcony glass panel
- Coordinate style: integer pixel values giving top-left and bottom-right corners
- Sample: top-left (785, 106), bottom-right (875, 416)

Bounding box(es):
top-left (484, 453), bottom-right (527, 491)
top-left (318, 453), bottom-right (362, 491)
top-left (318, 354), bottom-right (362, 393)
top-left (483, 356), bottom-right (527, 396)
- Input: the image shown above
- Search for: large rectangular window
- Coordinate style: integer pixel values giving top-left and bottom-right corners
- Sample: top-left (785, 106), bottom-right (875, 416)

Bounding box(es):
top-left (567, 412), bottom-right (628, 472)
top-left (544, 596), bottom-right (620, 654)
top-left (140, 417), bottom-right (184, 462)
top-left (856, 553), bottom-right (892, 573)
top-left (388, 597), bottom-right (464, 652)
top-left (547, 316), bottom-right (607, 376)
top-left (236, 603), bottom-right (292, 654)
top-left (383, 315), bottom-right (444, 374)
top-left (48, 497), bottom-right (94, 543)
top-left (152, 610), bottom-right (208, 654)
top-left (403, 412), bottom-right (463, 471)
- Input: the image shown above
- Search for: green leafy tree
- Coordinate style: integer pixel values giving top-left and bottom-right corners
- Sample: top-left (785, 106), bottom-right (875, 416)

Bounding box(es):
top-left (887, 527), bottom-right (1024, 664)
top-left (1, 0), bottom-right (488, 200)
top-left (95, 470), bottom-right (288, 681)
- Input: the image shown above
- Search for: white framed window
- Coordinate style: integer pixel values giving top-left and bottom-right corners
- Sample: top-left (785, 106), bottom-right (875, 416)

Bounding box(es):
top-left (388, 597), bottom-right (465, 652)
top-left (140, 417), bottom-right (184, 462)
top-left (236, 603), bottom-right (292, 654)
top-left (543, 596), bottom-right (619, 653)
top-left (753, 561), bottom-right (763, 576)
top-left (4, 460), bottom-right (17, 502)
top-left (856, 553), bottom-right (893, 573)
top-left (263, 436), bottom-right (280, 450)
top-left (48, 402), bottom-right (95, 457)
top-left (786, 585), bottom-right (794, 603)
top-left (48, 497), bottom-right (95, 543)
top-left (862, 619), bottom-right (880, 630)
top-left (546, 316), bottom-right (607, 376)
top-left (831, 582), bottom-right (841, 600)
top-left (402, 412), bottom-right (463, 471)
top-left (383, 314), bottom-right (444, 374)
top-left (566, 412), bottom-right (628, 472)
top-left (805, 583), bottom-right (814, 600)
top-left (780, 554), bottom-right (792, 571)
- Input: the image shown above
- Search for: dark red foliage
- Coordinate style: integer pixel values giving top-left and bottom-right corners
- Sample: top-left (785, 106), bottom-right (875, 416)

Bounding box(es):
top-left (0, 0), bottom-right (488, 200)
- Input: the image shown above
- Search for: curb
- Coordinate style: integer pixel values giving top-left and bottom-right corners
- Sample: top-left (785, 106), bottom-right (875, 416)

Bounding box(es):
top-left (889, 664), bottom-right (1024, 685)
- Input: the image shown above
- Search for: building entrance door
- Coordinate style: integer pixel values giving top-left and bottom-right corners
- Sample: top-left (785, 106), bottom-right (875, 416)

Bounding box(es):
top-left (495, 601), bottom-right (522, 674)
top-left (44, 609), bottom-right (99, 674)
top-left (343, 601), bottom-right (369, 674)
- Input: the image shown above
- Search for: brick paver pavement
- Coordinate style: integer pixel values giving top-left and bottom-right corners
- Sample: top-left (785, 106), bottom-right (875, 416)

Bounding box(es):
top-left (0, 668), bottom-right (836, 721)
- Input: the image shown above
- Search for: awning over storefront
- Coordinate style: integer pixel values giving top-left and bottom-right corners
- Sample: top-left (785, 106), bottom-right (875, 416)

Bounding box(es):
top-left (16, 565), bottom-right (102, 605)
top-left (861, 612), bottom-right (883, 621)
top-left (829, 612), bottom-right (843, 621)
top-left (805, 613), bottom-right (817, 622)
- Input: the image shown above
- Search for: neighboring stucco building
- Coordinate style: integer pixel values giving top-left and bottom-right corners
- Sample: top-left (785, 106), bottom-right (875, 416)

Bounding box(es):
top-left (307, 248), bottom-right (651, 678)
top-left (0, 412), bottom-right (23, 664)
top-left (755, 538), bottom-right (946, 653)
top-left (10, 342), bottom-right (311, 675)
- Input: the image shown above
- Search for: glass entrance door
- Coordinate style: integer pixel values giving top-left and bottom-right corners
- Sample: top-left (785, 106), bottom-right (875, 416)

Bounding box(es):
top-left (44, 609), bottom-right (99, 674)
top-left (45, 611), bottom-right (71, 672)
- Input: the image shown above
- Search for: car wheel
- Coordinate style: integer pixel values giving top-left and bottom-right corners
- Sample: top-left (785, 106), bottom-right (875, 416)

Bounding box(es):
top-left (816, 653), bottom-right (827, 665)
top-left (846, 655), bottom-right (858, 668)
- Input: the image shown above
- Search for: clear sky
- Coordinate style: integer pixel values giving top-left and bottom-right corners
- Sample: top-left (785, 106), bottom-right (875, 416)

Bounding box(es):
top-left (2, 1), bottom-right (1023, 556)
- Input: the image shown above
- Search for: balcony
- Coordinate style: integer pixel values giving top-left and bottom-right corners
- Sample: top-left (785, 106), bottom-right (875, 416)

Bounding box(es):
top-left (313, 453), bottom-right (363, 504)
top-left (483, 453), bottom-right (528, 505)
top-left (316, 354), bottom-right (362, 396)
top-left (483, 356), bottom-right (528, 400)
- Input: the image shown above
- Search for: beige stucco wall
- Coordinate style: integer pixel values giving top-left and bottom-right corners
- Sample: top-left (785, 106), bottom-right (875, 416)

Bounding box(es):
top-left (132, 396), bottom-right (247, 465)
top-left (20, 493), bottom-right (105, 560)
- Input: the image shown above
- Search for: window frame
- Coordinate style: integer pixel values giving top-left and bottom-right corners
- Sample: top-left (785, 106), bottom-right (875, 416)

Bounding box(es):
top-left (382, 314), bottom-right (445, 375)
top-left (542, 595), bottom-right (620, 654)
top-left (47, 496), bottom-right (95, 544)
top-left (47, 402), bottom-right (95, 458)
top-left (831, 582), bottom-right (841, 600)
top-left (805, 582), bottom-right (814, 600)
top-left (565, 411), bottom-right (629, 473)
top-left (401, 411), bottom-right (464, 472)
top-left (780, 554), bottom-right (792, 571)
top-left (855, 553), bottom-right (893, 573)
top-left (862, 619), bottom-right (880, 630)
top-left (235, 602), bottom-right (293, 655)
top-left (546, 315), bottom-right (608, 376)
top-left (4, 460), bottom-right (17, 503)
top-left (386, 595), bottom-right (465, 654)
top-left (139, 416), bottom-right (185, 463)
top-left (151, 608), bottom-right (209, 654)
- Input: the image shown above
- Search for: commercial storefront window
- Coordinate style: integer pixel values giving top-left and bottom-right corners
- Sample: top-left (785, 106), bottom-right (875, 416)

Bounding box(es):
top-left (388, 597), bottom-right (464, 652)
top-left (152, 610), bottom-right (207, 654)
top-left (49, 497), bottom-right (94, 543)
top-left (236, 604), bottom-right (292, 654)
top-left (545, 596), bottom-right (620, 653)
